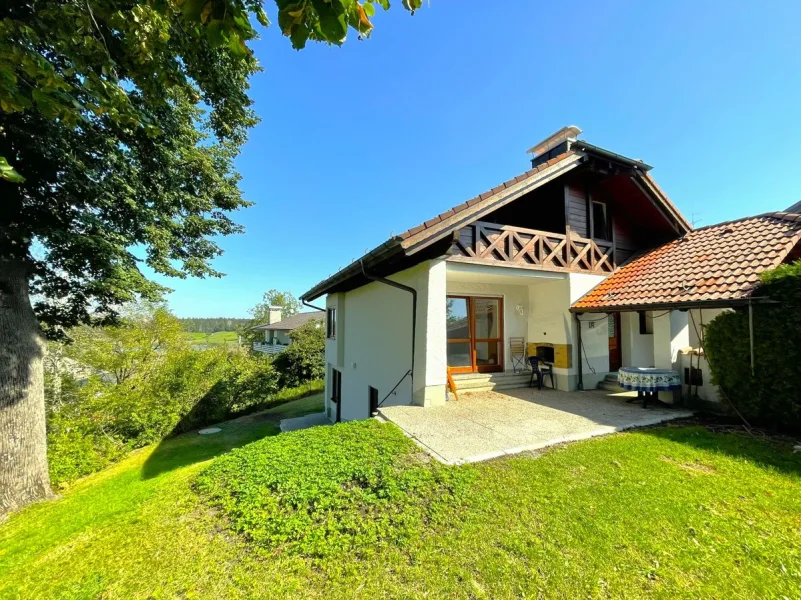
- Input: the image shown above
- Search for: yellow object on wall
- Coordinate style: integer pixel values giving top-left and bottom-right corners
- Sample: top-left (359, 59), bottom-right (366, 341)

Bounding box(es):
top-left (527, 342), bottom-right (572, 369)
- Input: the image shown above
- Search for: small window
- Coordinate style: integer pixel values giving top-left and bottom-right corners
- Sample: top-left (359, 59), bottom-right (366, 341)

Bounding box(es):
top-left (368, 386), bottom-right (379, 416)
top-left (592, 201), bottom-right (611, 241)
top-left (638, 311), bottom-right (654, 335)
top-left (326, 307), bottom-right (337, 339)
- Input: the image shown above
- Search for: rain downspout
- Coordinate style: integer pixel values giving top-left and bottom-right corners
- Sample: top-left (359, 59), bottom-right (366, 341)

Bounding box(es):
top-left (360, 260), bottom-right (416, 405)
top-left (575, 313), bottom-right (584, 391)
top-left (748, 299), bottom-right (755, 376)
top-left (302, 299), bottom-right (325, 312)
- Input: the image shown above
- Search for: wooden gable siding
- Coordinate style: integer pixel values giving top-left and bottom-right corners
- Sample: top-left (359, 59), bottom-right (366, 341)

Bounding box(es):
top-left (614, 219), bottom-right (637, 264)
top-left (566, 186), bottom-right (588, 237)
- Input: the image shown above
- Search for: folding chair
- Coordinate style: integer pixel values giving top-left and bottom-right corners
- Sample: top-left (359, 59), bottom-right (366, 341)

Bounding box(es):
top-left (509, 337), bottom-right (527, 373)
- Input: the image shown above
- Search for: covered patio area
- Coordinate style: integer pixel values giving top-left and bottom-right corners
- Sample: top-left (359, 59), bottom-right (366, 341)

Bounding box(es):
top-left (377, 388), bottom-right (692, 465)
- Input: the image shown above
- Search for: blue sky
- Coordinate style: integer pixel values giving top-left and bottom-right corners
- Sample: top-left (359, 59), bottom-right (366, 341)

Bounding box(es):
top-left (156, 0), bottom-right (801, 318)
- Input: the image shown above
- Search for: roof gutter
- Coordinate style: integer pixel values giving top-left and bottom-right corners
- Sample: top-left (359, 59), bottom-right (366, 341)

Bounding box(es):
top-left (300, 238), bottom-right (405, 302)
top-left (570, 296), bottom-right (778, 314)
top-left (570, 140), bottom-right (653, 171)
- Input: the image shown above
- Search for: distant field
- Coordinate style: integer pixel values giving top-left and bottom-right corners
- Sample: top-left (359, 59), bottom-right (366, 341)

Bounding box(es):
top-left (184, 331), bottom-right (239, 347)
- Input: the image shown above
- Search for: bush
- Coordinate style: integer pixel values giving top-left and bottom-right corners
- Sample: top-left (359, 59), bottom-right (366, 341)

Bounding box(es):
top-left (45, 346), bottom-right (279, 487)
top-left (271, 320), bottom-right (324, 387)
top-left (704, 260), bottom-right (801, 431)
top-left (195, 419), bottom-right (475, 559)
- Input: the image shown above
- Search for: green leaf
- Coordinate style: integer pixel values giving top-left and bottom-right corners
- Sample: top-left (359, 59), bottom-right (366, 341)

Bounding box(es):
top-left (0, 155), bottom-right (25, 183)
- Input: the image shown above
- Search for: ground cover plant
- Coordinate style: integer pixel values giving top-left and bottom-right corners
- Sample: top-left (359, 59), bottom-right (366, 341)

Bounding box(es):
top-left (1, 403), bottom-right (799, 599)
top-left (196, 419), bottom-right (475, 558)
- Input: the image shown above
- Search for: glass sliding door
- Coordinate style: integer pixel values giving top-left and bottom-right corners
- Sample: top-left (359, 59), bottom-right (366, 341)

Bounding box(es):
top-left (446, 295), bottom-right (504, 373)
top-left (446, 296), bottom-right (472, 373)
top-left (473, 297), bottom-right (502, 371)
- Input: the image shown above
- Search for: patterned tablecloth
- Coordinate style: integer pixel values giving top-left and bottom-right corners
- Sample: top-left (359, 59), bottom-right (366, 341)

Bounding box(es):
top-left (618, 367), bottom-right (681, 392)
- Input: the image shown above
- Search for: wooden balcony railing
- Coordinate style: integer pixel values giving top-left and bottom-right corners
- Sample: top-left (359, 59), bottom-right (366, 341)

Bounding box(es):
top-left (448, 221), bottom-right (615, 274)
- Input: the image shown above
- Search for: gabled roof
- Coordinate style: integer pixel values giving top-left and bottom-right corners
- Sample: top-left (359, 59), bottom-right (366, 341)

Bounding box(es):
top-left (571, 212), bottom-right (801, 312)
top-left (250, 311), bottom-right (324, 331)
top-left (787, 200), bottom-right (801, 214)
top-left (301, 133), bottom-right (690, 302)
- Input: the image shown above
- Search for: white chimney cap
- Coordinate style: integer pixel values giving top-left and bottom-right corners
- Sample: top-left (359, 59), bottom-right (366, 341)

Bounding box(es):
top-left (526, 125), bottom-right (582, 156)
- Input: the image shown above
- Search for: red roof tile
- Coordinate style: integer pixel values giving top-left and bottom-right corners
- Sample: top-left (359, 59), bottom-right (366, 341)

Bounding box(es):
top-left (572, 213), bottom-right (801, 311)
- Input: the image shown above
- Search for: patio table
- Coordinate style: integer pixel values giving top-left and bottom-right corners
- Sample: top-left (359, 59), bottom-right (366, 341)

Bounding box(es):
top-left (617, 367), bottom-right (681, 408)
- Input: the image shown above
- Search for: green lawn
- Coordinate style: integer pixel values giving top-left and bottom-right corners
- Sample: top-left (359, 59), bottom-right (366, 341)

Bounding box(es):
top-left (184, 330), bottom-right (239, 347)
top-left (1, 400), bottom-right (799, 599)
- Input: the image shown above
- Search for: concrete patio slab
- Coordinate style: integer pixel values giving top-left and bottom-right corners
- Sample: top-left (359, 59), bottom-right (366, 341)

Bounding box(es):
top-left (378, 388), bottom-right (692, 464)
top-left (280, 412), bottom-right (331, 432)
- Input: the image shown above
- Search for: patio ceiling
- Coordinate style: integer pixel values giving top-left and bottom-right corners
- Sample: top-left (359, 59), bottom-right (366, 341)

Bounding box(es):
top-left (445, 261), bottom-right (566, 286)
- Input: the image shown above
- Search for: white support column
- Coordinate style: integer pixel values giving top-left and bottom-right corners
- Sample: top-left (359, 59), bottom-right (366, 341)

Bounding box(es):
top-left (413, 259), bottom-right (448, 407)
top-left (653, 310), bottom-right (689, 403)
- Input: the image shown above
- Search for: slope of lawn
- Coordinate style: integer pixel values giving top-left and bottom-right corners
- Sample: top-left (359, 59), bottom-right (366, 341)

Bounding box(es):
top-left (1, 404), bottom-right (800, 599)
top-left (184, 330), bottom-right (239, 347)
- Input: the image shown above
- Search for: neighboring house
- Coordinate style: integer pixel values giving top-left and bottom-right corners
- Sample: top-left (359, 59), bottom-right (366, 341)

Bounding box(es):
top-left (301, 126), bottom-right (801, 423)
top-left (250, 308), bottom-right (324, 354)
top-left (787, 200), bottom-right (801, 214)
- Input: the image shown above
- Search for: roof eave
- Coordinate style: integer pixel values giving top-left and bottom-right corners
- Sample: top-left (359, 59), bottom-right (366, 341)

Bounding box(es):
top-left (570, 140), bottom-right (653, 171)
top-left (300, 238), bottom-right (405, 302)
top-left (570, 296), bottom-right (776, 314)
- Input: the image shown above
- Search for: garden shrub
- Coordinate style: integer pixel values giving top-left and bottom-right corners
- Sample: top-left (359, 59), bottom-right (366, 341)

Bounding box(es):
top-left (195, 419), bottom-right (475, 559)
top-left (271, 320), bottom-right (324, 387)
top-left (704, 260), bottom-right (801, 431)
top-left (45, 345), bottom-right (279, 487)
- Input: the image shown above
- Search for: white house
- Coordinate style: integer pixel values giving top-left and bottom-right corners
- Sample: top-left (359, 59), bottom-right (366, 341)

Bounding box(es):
top-left (301, 127), bottom-right (801, 423)
top-left (250, 308), bottom-right (324, 354)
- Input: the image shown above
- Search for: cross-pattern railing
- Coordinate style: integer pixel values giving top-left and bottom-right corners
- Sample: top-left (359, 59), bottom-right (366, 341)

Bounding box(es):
top-left (449, 221), bottom-right (615, 274)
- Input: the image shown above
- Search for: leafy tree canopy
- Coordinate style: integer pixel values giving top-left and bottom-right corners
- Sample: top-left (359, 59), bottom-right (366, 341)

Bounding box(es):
top-left (0, 0), bottom-right (421, 515)
top-left (0, 0), bottom-right (421, 332)
top-left (66, 301), bottom-right (187, 384)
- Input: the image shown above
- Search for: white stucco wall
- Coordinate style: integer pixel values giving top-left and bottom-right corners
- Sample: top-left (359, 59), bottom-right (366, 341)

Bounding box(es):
top-left (415, 259), bottom-right (448, 406)
top-left (620, 311), bottom-right (655, 368)
top-left (681, 307), bottom-right (731, 404)
top-left (570, 273), bottom-right (611, 390)
top-left (323, 261), bottom-right (442, 422)
top-left (526, 278), bottom-right (572, 389)
top-left (652, 310), bottom-right (690, 403)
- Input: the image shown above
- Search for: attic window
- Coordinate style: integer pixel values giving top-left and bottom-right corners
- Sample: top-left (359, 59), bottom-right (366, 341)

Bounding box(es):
top-left (592, 201), bottom-right (612, 242)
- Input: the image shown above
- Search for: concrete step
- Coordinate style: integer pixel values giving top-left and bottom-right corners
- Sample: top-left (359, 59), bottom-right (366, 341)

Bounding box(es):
top-left (453, 374), bottom-right (530, 390)
top-left (452, 370), bottom-right (530, 381)
top-left (598, 372), bottom-right (624, 393)
top-left (458, 383), bottom-right (533, 395)
top-left (603, 371), bottom-right (619, 383)
top-left (452, 371), bottom-right (532, 394)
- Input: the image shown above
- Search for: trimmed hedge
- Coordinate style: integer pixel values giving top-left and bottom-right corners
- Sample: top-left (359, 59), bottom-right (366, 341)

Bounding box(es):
top-left (195, 419), bottom-right (475, 559)
top-left (704, 261), bottom-right (801, 431)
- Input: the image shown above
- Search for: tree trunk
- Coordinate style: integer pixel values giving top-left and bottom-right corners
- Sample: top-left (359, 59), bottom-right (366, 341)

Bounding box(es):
top-left (0, 259), bottom-right (53, 515)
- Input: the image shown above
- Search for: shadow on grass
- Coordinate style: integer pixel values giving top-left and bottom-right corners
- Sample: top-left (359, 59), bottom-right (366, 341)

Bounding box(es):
top-left (140, 418), bottom-right (281, 481)
top-left (140, 393), bottom-right (326, 480)
top-left (643, 418), bottom-right (801, 478)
